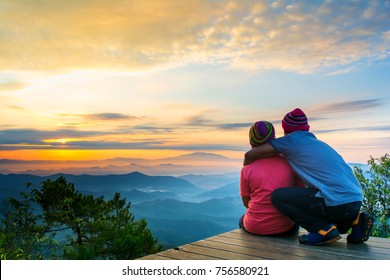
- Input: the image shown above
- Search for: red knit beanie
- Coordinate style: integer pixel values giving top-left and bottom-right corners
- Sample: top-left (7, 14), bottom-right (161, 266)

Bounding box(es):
top-left (282, 108), bottom-right (310, 133)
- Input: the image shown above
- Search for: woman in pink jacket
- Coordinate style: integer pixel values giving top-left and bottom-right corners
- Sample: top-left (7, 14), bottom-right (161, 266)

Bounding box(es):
top-left (239, 121), bottom-right (302, 235)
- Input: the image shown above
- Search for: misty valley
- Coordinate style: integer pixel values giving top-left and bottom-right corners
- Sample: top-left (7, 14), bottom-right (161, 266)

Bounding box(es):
top-left (0, 171), bottom-right (244, 249)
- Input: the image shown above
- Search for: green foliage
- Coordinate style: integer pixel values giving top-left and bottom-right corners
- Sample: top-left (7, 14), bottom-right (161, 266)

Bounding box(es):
top-left (354, 154), bottom-right (390, 238)
top-left (0, 176), bottom-right (162, 259)
top-left (0, 188), bottom-right (61, 260)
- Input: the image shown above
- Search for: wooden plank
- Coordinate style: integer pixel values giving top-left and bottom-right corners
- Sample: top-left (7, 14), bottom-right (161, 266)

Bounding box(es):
top-left (225, 230), bottom-right (385, 258)
top-left (156, 248), bottom-right (223, 260)
top-left (296, 228), bottom-right (390, 248)
top-left (138, 228), bottom-right (390, 260)
top-left (216, 233), bottom-right (360, 260)
top-left (352, 238), bottom-right (390, 248)
top-left (138, 254), bottom-right (176, 260)
top-left (205, 234), bottom-right (363, 260)
top-left (177, 243), bottom-right (264, 260)
top-left (224, 230), bottom-right (390, 260)
top-left (191, 239), bottom-right (306, 260)
top-left (288, 231), bottom-right (390, 257)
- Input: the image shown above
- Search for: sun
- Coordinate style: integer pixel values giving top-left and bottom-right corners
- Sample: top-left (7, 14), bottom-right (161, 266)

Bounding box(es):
top-left (58, 138), bottom-right (68, 144)
top-left (43, 138), bottom-right (70, 145)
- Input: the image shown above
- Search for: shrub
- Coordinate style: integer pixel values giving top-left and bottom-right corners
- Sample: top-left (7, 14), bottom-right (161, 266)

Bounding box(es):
top-left (354, 154), bottom-right (390, 238)
top-left (0, 176), bottom-right (162, 259)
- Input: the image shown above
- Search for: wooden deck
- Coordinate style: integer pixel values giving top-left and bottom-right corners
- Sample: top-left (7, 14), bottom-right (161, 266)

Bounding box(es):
top-left (139, 228), bottom-right (390, 260)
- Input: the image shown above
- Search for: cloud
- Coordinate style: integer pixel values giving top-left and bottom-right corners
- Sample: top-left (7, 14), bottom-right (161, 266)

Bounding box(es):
top-left (6, 105), bottom-right (26, 112)
top-left (161, 143), bottom-right (246, 151)
top-left (311, 128), bottom-right (351, 134)
top-left (2, 120), bottom-right (388, 151)
top-left (84, 113), bottom-right (135, 121)
top-left (358, 125), bottom-right (390, 132)
top-left (0, 127), bottom-right (162, 149)
top-left (52, 112), bottom-right (145, 129)
top-left (217, 123), bottom-right (252, 130)
top-left (131, 126), bottom-right (174, 133)
top-left (0, 128), bottom-right (105, 145)
top-left (58, 113), bottom-right (139, 121)
top-left (183, 114), bottom-right (252, 130)
top-left (1, 0), bottom-right (389, 73)
top-left (313, 98), bottom-right (384, 114)
top-left (0, 127), bottom-right (244, 151)
top-left (347, 136), bottom-right (390, 149)
top-left (0, 74), bottom-right (27, 102)
top-left (324, 66), bottom-right (358, 77)
top-left (312, 124), bottom-right (390, 134)
top-left (184, 115), bottom-right (215, 127)
top-left (0, 81), bottom-right (26, 92)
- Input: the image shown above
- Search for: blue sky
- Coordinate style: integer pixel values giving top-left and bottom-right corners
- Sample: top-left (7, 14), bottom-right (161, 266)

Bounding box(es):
top-left (0, 0), bottom-right (389, 165)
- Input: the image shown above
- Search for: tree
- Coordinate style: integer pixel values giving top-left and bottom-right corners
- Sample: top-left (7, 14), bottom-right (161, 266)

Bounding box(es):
top-left (354, 153), bottom-right (390, 238)
top-left (0, 176), bottom-right (162, 259)
top-left (59, 192), bottom-right (162, 259)
top-left (0, 189), bottom-right (60, 259)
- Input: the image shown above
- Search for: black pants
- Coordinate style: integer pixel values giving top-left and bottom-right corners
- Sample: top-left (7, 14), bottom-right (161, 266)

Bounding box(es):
top-left (239, 215), bottom-right (299, 236)
top-left (271, 188), bottom-right (361, 233)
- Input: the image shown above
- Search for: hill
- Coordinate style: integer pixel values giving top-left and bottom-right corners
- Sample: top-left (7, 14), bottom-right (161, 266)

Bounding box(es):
top-left (193, 181), bottom-right (239, 201)
top-left (0, 152), bottom-right (242, 176)
top-left (132, 197), bottom-right (245, 248)
top-left (0, 172), bottom-right (202, 202)
top-left (0, 171), bottom-right (243, 248)
top-left (178, 173), bottom-right (239, 190)
top-left (162, 152), bottom-right (231, 162)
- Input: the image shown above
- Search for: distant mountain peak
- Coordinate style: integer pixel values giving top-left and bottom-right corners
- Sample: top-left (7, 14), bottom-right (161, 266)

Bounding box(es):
top-left (167, 152), bottom-right (231, 160)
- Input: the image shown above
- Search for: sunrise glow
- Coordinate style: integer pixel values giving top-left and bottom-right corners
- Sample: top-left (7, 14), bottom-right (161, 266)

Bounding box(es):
top-left (1, 0), bottom-right (389, 173)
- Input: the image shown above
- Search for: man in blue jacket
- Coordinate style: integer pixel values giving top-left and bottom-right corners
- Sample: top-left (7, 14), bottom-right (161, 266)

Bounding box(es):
top-left (244, 108), bottom-right (373, 245)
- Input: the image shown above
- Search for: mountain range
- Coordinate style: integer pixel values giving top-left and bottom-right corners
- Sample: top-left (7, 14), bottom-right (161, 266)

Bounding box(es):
top-left (0, 152), bottom-right (242, 176)
top-left (0, 155), bottom-right (367, 249)
top-left (132, 197), bottom-right (243, 248)
top-left (0, 171), bottom-right (244, 249)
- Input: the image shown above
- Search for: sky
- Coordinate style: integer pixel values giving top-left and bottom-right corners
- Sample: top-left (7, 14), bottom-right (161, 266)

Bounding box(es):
top-left (1, 0), bottom-right (390, 168)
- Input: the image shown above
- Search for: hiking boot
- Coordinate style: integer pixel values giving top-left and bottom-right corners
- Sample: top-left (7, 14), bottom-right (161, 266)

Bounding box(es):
top-left (347, 212), bottom-right (374, 244)
top-left (299, 224), bottom-right (341, 246)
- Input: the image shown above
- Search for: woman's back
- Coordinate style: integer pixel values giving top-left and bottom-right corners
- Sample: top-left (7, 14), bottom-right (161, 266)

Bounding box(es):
top-left (240, 156), bottom-right (298, 235)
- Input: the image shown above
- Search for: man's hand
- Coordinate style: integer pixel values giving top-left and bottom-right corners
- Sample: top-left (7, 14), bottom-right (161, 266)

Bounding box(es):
top-left (243, 157), bottom-right (254, 166)
top-left (241, 196), bottom-right (250, 208)
top-left (243, 143), bottom-right (276, 166)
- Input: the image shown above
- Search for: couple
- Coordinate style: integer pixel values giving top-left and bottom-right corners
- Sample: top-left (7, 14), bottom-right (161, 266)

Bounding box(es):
top-left (239, 108), bottom-right (373, 246)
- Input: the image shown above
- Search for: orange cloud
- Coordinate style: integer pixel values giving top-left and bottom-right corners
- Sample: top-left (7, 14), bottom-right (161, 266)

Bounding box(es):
top-left (0, 0), bottom-right (389, 73)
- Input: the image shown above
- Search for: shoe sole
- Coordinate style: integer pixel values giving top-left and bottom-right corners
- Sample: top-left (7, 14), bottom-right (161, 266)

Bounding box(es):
top-left (347, 213), bottom-right (374, 244)
top-left (361, 214), bottom-right (374, 242)
top-left (299, 235), bottom-right (341, 246)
